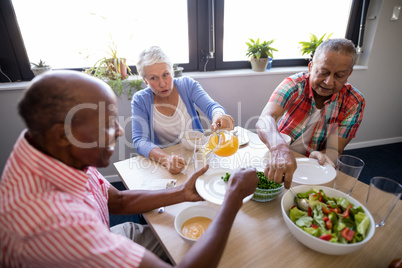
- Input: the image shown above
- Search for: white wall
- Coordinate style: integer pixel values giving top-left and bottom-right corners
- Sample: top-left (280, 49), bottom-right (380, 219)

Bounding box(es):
top-left (1, 0), bottom-right (401, 180)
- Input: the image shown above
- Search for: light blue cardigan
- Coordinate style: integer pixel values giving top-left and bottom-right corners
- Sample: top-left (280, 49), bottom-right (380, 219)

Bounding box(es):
top-left (131, 76), bottom-right (226, 158)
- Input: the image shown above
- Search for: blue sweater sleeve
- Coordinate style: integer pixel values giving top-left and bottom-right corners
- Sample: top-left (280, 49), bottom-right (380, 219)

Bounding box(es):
top-left (175, 77), bottom-right (226, 129)
top-left (131, 88), bottom-right (158, 158)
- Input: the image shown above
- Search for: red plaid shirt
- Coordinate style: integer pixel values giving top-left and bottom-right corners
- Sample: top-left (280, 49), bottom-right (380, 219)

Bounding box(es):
top-left (269, 72), bottom-right (365, 155)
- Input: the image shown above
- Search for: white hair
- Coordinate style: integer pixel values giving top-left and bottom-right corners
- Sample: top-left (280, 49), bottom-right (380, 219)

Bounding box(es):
top-left (136, 46), bottom-right (173, 77)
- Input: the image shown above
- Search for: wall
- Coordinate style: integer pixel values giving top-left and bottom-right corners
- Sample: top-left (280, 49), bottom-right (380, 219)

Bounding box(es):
top-left (1, 0), bottom-right (401, 179)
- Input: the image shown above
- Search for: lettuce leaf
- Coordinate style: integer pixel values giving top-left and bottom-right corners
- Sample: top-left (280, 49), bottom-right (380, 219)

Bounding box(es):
top-left (289, 206), bottom-right (307, 222)
top-left (355, 212), bottom-right (370, 238)
top-left (296, 216), bottom-right (313, 228)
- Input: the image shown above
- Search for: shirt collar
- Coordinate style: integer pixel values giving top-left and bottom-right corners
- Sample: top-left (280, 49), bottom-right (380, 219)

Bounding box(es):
top-left (18, 130), bottom-right (89, 200)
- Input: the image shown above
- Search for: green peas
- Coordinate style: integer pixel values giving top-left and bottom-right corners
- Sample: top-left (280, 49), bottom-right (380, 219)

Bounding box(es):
top-left (256, 171), bottom-right (282, 189)
top-left (221, 172), bottom-right (231, 182)
top-left (220, 171), bottom-right (282, 189)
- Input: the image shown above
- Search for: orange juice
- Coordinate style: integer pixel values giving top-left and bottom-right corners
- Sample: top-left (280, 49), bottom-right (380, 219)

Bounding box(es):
top-left (214, 132), bottom-right (239, 157)
top-left (200, 132), bottom-right (220, 165)
top-left (201, 132), bottom-right (220, 154)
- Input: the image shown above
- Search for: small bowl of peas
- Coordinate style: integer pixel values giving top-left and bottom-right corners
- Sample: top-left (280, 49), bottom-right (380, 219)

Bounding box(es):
top-left (252, 168), bottom-right (284, 202)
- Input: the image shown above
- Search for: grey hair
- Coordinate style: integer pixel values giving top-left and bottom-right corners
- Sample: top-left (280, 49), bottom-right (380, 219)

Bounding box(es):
top-left (136, 46), bottom-right (173, 78)
top-left (313, 38), bottom-right (357, 66)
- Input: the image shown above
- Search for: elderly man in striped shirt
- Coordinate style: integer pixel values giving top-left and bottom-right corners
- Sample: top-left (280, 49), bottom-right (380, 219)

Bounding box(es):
top-left (0, 71), bottom-right (258, 267)
top-left (256, 38), bottom-right (365, 189)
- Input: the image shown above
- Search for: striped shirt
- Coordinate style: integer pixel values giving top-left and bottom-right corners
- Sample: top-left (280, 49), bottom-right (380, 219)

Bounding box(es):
top-left (269, 72), bottom-right (365, 156)
top-left (0, 131), bottom-right (145, 267)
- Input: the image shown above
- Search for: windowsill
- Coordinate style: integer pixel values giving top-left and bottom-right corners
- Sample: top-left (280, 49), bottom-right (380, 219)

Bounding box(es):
top-left (185, 65), bottom-right (368, 79)
top-left (0, 65), bottom-right (368, 91)
top-left (0, 81), bottom-right (29, 91)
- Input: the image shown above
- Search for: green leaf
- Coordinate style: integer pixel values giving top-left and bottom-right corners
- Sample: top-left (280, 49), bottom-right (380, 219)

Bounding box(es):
top-left (298, 33), bottom-right (333, 58)
top-left (245, 38), bottom-right (278, 59)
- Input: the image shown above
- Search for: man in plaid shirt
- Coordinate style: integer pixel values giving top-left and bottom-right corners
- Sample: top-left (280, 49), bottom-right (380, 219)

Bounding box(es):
top-left (256, 39), bottom-right (365, 189)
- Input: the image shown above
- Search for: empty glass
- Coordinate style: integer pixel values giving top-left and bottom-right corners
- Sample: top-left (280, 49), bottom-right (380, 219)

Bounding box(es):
top-left (365, 177), bottom-right (402, 227)
top-left (180, 130), bottom-right (202, 165)
top-left (333, 155), bottom-right (365, 195)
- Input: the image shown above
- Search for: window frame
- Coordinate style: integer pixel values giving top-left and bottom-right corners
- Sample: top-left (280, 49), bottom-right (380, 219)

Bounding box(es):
top-left (0, 0), bottom-right (368, 82)
top-left (0, 0), bottom-right (33, 82)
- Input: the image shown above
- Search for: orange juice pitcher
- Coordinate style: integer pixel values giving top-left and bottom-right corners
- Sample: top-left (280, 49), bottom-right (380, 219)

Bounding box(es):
top-left (200, 130), bottom-right (239, 158)
top-left (214, 130), bottom-right (239, 157)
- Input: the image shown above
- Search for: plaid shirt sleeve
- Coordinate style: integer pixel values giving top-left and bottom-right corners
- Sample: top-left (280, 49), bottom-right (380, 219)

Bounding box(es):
top-left (336, 84), bottom-right (366, 139)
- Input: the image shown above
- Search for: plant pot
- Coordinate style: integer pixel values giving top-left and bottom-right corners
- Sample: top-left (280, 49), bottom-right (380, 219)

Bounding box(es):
top-left (106, 58), bottom-right (128, 79)
top-left (174, 66), bottom-right (184, 77)
top-left (31, 66), bottom-right (52, 76)
top-left (250, 58), bottom-right (269, 72)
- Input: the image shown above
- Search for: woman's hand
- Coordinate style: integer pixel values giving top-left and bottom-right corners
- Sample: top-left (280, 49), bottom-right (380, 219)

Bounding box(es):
top-left (162, 154), bottom-right (187, 174)
top-left (211, 114), bottom-right (234, 130)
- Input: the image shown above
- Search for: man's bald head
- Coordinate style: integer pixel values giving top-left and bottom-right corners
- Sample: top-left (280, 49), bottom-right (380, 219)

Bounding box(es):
top-left (18, 71), bottom-right (114, 136)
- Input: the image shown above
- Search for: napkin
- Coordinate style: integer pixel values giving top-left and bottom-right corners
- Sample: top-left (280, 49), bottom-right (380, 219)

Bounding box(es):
top-left (140, 178), bottom-right (177, 190)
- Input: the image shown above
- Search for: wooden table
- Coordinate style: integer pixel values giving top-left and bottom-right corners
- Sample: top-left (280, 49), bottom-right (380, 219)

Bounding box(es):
top-left (114, 129), bottom-right (402, 268)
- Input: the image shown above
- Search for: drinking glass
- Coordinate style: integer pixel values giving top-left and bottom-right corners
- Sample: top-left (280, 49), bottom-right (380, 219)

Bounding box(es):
top-left (333, 155), bottom-right (365, 195)
top-left (180, 130), bottom-right (202, 165)
top-left (365, 177), bottom-right (402, 227)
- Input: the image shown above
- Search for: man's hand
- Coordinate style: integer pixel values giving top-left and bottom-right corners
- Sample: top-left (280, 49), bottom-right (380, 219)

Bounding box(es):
top-left (264, 145), bottom-right (297, 189)
top-left (226, 168), bottom-right (259, 201)
top-left (310, 151), bottom-right (335, 168)
top-left (181, 165), bottom-right (209, 201)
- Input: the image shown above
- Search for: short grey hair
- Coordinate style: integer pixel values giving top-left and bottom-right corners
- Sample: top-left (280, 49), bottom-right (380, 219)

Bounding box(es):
top-left (313, 38), bottom-right (357, 66)
top-left (136, 46), bottom-right (173, 78)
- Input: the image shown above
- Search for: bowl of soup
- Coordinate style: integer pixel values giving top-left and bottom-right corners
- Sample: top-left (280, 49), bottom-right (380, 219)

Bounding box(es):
top-left (174, 204), bottom-right (218, 244)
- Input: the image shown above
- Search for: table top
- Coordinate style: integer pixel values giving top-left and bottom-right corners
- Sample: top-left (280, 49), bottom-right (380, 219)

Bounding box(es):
top-left (114, 128), bottom-right (402, 267)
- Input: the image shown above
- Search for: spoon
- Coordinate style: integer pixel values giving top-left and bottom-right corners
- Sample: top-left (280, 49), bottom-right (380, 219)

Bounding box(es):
top-left (158, 180), bottom-right (177, 213)
top-left (289, 188), bottom-right (309, 211)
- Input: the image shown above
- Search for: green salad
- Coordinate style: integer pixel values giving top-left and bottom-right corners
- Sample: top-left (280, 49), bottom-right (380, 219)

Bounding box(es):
top-left (221, 171), bottom-right (282, 190)
top-left (289, 188), bottom-right (370, 244)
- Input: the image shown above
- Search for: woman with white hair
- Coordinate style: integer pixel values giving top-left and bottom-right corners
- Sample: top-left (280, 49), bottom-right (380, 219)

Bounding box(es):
top-left (132, 46), bottom-right (234, 174)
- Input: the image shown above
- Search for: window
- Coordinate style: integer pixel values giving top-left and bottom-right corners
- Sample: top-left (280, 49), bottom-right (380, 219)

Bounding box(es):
top-left (221, 1), bottom-right (352, 61)
top-left (11, 0), bottom-right (189, 69)
top-left (0, 0), bottom-right (368, 82)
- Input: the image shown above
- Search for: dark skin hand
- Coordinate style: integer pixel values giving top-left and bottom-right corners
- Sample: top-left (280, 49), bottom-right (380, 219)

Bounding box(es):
top-left (138, 167), bottom-right (259, 268)
top-left (108, 166), bottom-right (205, 215)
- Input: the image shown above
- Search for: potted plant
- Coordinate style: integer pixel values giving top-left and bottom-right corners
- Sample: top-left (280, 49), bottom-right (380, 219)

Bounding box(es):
top-left (89, 42), bottom-right (130, 79)
top-left (246, 38), bottom-right (278, 72)
top-left (298, 33), bottom-right (333, 60)
top-left (85, 43), bottom-right (144, 100)
top-left (31, 59), bottom-right (52, 76)
top-left (173, 64), bottom-right (184, 77)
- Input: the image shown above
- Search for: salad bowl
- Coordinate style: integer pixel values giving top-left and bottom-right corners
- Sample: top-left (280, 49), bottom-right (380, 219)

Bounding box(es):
top-left (281, 185), bottom-right (375, 255)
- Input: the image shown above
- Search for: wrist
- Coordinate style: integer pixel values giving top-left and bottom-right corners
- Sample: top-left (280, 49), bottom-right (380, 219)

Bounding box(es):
top-left (270, 143), bottom-right (291, 152)
top-left (223, 189), bottom-right (243, 210)
top-left (212, 111), bottom-right (224, 122)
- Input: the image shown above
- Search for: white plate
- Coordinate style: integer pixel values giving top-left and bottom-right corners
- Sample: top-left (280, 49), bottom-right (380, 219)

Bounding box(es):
top-left (234, 126), bottom-right (249, 146)
top-left (292, 158), bottom-right (336, 185)
top-left (196, 168), bottom-right (253, 205)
